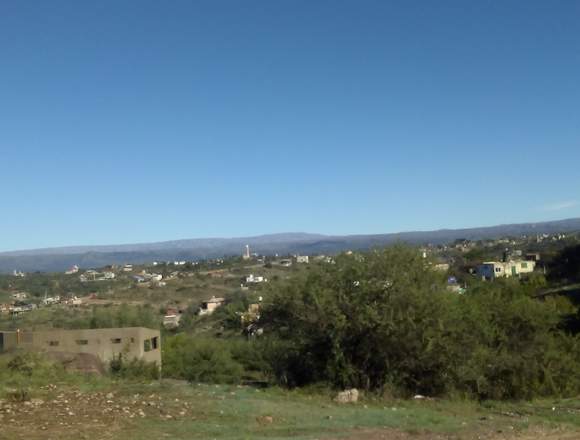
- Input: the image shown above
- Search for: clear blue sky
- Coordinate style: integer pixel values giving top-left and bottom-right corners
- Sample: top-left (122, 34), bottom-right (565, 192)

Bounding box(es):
top-left (1, 1), bottom-right (579, 251)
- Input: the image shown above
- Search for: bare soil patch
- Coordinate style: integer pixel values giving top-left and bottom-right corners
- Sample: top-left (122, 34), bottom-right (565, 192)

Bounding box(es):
top-left (0, 385), bottom-right (194, 440)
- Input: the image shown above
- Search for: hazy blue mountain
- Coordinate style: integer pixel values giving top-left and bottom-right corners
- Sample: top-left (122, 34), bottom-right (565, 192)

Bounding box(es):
top-left (1, 218), bottom-right (579, 273)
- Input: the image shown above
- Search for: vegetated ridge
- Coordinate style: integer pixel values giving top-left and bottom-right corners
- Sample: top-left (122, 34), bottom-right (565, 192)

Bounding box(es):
top-left (1, 217), bottom-right (579, 273)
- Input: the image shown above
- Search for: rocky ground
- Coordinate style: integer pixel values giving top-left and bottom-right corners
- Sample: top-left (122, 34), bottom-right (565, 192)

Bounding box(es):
top-left (0, 384), bottom-right (193, 440)
top-left (0, 383), bottom-right (578, 440)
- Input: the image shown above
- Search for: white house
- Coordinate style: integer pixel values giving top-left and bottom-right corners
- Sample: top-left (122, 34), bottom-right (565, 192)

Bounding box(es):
top-left (245, 274), bottom-right (266, 284)
top-left (42, 295), bottom-right (61, 306)
top-left (477, 260), bottom-right (536, 280)
top-left (296, 255), bottom-right (309, 264)
top-left (65, 265), bottom-right (79, 275)
top-left (163, 313), bottom-right (181, 329)
top-left (11, 292), bottom-right (28, 300)
top-left (433, 263), bottom-right (450, 272)
top-left (150, 274), bottom-right (163, 282)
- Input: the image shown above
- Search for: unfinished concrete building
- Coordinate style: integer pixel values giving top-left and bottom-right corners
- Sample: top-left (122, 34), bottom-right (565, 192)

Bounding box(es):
top-left (0, 327), bottom-right (161, 369)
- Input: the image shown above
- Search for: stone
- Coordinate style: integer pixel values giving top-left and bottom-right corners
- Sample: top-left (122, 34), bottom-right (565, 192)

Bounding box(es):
top-left (256, 415), bottom-right (274, 424)
top-left (334, 388), bottom-right (359, 404)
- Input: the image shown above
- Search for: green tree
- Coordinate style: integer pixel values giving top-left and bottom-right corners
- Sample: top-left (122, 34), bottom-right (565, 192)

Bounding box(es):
top-left (259, 246), bottom-right (580, 399)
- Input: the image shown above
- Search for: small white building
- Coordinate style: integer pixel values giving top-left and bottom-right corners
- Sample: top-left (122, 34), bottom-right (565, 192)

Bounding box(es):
top-left (477, 260), bottom-right (536, 280)
top-left (65, 265), bottom-right (79, 275)
top-left (68, 296), bottom-right (83, 307)
top-left (163, 314), bottom-right (181, 329)
top-left (245, 274), bottom-right (266, 284)
top-left (42, 296), bottom-right (61, 306)
top-left (11, 292), bottom-right (28, 300)
top-left (296, 255), bottom-right (309, 264)
top-left (433, 263), bottom-right (450, 272)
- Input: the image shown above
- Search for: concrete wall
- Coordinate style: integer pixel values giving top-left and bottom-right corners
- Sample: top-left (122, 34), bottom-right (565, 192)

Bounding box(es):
top-left (0, 327), bottom-right (161, 367)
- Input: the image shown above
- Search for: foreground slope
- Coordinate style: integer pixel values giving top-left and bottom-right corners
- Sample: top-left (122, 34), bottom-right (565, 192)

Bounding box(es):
top-left (1, 379), bottom-right (580, 440)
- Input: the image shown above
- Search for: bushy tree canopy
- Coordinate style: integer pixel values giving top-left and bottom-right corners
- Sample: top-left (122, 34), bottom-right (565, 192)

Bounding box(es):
top-left (259, 247), bottom-right (580, 399)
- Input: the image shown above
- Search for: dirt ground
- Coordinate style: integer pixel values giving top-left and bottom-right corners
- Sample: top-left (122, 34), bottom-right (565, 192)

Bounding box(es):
top-left (1, 386), bottom-right (578, 440)
top-left (0, 385), bottom-right (193, 440)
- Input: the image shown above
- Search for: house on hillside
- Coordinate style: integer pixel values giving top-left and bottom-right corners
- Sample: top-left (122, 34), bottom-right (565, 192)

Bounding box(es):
top-left (526, 252), bottom-right (541, 262)
top-left (477, 260), bottom-right (536, 280)
top-left (65, 265), bottom-right (79, 275)
top-left (42, 295), bottom-right (61, 306)
top-left (11, 292), bottom-right (28, 300)
top-left (67, 296), bottom-right (84, 307)
top-left (245, 274), bottom-right (266, 284)
top-left (198, 296), bottom-right (226, 316)
top-left (433, 263), bottom-right (450, 272)
top-left (163, 311), bottom-right (182, 329)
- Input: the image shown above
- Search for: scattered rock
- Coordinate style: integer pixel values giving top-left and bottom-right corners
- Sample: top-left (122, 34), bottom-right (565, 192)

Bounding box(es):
top-left (334, 388), bottom-right (359, 404)
top-left (256, 415), bottom-right (274, 424)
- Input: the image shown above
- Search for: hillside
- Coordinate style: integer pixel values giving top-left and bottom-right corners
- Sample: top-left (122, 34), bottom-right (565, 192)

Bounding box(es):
top-left (1, 218), bottom-right (580, 273)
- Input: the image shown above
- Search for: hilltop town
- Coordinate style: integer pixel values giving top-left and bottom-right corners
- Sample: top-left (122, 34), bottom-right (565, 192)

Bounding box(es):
top-left (1, 230), bottom-right (577, 328)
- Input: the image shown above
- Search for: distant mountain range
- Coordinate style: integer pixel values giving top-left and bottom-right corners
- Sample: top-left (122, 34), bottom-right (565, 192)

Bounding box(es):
top-left (1, 218), bottom-right (580, 273)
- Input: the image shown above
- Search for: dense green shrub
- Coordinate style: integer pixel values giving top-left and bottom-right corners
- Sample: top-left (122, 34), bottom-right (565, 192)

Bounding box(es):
top-left (443, 281), bottom-right (580, 399)
top-left (163, 334), bottom-right (243, 384)
top-left (45, 304), bottom-right (159, 330)
top-left (259, 246), bottom-right (580, 399)
top-left (109, 354), bottom-right (160, 380)
top-left (7, 353), bottom-right (39, 376)
top-left (0, 352), bottom-right (69, 397)
top-left (548, 244), bottom-right (580, 284)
